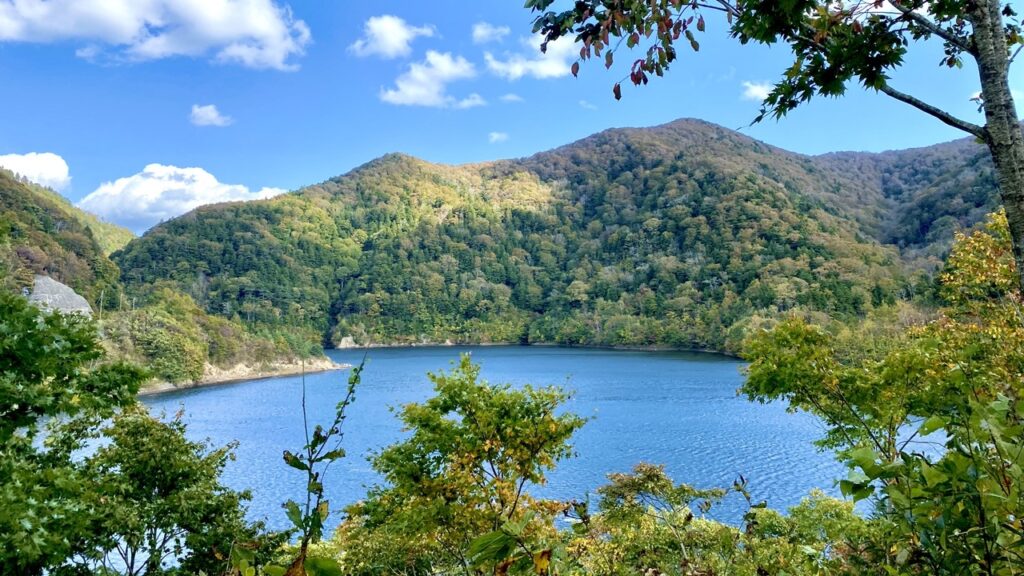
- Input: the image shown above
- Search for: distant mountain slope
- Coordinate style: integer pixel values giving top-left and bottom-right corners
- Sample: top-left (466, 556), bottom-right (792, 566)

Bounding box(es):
top-left (1, 169), bottom-right (135, 255)
top-left (816, 136), bottom-right (998, 258)
top-left (0, 168), bottom-right (122, 304)
top-left (116, 119), bottom-right (959, 352)
top-left (0, 168), bottom-right (327, 387)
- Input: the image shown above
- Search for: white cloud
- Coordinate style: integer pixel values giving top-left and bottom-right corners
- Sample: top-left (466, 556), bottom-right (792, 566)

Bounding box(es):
top-left (579, 99), bottom-right (597, 110)
top-left (380, 50), bottom-right (476, 108)
top-left (485, 35), bottom-right (577, 80)
top-left (77, 164), bottom-right (285, 232)
top-left (741, 81), bottom-right (772, 101)
top-left (500, 93), bottom-right (523, 103)
top-left (0, 0), bottom-right (311, 70)
top-left (349, 15), bottom-right (434, 59)
top-left (488, 132), bottom-right (509, 143)
top-left (455, 93), bottom-right (486, 109)
top-left (190, 104), bottom-right (233, 127)
top-left (472, 22), bottom-right (509, 44)
top-left (0, 152), bottom-right (71, 191)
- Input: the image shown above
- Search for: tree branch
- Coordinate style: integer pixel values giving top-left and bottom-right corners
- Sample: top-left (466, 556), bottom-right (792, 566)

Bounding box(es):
top-left (699, 1), bottom-right (740, 17)
top-left (879, 83), bottom-right (986, 138)
top-left (1010, 43), bottom-right (1024, 67)
top-left (889, 0), bottom-right (976, 56)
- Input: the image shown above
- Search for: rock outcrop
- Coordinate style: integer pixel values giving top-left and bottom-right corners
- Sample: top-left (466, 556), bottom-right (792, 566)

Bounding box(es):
top-left (27, 275), bottom-right (93, 316)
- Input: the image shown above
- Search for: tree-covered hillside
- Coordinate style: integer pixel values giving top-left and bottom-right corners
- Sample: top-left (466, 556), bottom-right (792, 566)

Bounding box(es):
top-left (113, 118), bottom-right (1000, 352)
top-left (0, 168), bottom-right (323, 385)
top-left (818, 136), bottom-right (999, 259)
top-left (0, 168), bottom-right (124, 305)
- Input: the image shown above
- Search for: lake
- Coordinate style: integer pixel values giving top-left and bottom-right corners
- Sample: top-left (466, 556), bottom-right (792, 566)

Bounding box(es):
top-left (142, 346), bottom-right (847, 530)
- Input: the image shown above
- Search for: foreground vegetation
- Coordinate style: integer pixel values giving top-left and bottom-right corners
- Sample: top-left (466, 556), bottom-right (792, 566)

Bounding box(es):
top-left (3, 210), bottom-right (1020, 575)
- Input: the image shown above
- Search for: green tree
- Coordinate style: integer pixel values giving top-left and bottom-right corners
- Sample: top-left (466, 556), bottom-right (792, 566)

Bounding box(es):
top-left (1, 291), bottom-right (275, 576)
top-left (527, 0), bottom-right (1024, 292)
top-left (0, 291), bottom-right (143, 575)
top-left (564, 464), bottom-right (868, 576)
top-left (336, 355), bottom-right (585, 575)
top-left (743, 211), bottom-right (1024, 574)
top-left (79, 406), bottom-right (280, 576)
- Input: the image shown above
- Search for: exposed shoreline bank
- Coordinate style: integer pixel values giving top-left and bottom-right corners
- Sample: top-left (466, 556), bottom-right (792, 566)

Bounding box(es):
top-left (332, 339), bottom-right (742, 359)
top-left (139, 342), bottom-right (739, 398)
top-left (139, 356), bottom-right (350, 397)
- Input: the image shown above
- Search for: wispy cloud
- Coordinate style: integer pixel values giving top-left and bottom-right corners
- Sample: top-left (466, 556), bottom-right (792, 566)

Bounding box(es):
top-left (579, 100), bottom-right (598, 110)
top-left (472, 22), bottom-right (510, 44)
top-left (500, 93), bottom-right (523, 103)
top-left (488, 131), bottom-right (509, 143)
top-left (455, 93), bottom-right (487, 109)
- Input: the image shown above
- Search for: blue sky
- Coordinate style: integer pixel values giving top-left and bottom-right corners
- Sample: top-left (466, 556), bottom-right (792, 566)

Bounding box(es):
top-left (0, 0), bottom-right (1003, 232)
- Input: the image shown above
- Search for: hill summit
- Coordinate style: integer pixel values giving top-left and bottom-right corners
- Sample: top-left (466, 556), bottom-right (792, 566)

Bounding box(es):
top-left (112, 119), bottom-right (997, 352)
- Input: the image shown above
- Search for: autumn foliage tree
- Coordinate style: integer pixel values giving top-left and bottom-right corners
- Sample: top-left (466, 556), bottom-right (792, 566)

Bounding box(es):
top-left (528, 0), bottom-right (1024, 292)
top-left (743, 211), bottom-right (1024, 574)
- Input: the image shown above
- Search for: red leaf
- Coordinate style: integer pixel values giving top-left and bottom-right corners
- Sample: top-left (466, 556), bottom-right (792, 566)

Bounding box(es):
top-left (571, 62), bottom-right (580, 77)
top-left (613, 83), bottom-right (622, 100)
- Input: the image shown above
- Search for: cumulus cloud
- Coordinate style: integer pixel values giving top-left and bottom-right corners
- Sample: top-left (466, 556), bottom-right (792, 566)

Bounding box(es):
top-left (0, 152), bottom-right (71, 191)
top-left (485, 35), bottom-right (577, 80)
top-left (77, 164), bottom-right (285, 232)
top-left (488, 132), bottom-right (509, 143)
top-left (742, 81), bottom-right (772, 101)
top-left (349, 15), bottom-right (434, 59)
top-left (0, 0), bottom-right (311, 70)
top-left (472, 22), bottom-right (509, 44)
top-left (500, 93), bottom-right (523, 103)
top-left (380, 51), bottom-right (477, 108)
top-left (190, 104), bottom-right (233, 127)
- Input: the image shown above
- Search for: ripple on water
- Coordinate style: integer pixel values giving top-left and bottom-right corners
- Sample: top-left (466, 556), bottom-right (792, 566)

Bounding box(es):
top-left (143, 346), bottom-right (850, 529)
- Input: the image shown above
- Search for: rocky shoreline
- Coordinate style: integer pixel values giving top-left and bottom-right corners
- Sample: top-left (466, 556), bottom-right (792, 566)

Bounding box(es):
top-left (139, 356), bottom-right (350, 396)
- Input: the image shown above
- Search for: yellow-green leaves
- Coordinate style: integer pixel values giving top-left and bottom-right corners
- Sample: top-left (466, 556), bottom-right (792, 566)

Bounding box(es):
top-left (337, 355), bottom-right (583, 575)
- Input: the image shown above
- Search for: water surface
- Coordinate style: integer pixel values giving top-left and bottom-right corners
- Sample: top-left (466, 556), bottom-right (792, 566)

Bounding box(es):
top-left (143, 346), bottom-right (845, 529)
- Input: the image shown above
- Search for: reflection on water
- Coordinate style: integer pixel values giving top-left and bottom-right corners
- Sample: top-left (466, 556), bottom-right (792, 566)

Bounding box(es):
top-left (143, 346), bottom-right (845, 530)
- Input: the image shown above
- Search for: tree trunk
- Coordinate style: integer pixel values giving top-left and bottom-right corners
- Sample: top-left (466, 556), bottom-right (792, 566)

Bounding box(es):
top-left (970, 0), bottom-right (1024, 292)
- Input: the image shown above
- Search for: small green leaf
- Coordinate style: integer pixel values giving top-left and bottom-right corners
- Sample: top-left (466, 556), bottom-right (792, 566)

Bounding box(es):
top-left (283, 450), bottom-right (308, 471)
top-left (284, 500), bottom-right (304, 530)
top-left (317, 448), bottom-right (346, 462)
top-left (919, 415), bottom-right (946, 436)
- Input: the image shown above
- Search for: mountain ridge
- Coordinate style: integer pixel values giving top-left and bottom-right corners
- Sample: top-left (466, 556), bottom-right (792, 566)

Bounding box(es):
top-left (114, 117), bottom-right (985, 352)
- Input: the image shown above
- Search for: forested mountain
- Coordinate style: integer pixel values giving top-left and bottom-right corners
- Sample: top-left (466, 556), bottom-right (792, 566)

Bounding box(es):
top-left (0, 168), bottom-right (125, 304)
top-left (0, 168), bottom-right (321, 385)
top-left (818, 137), bottom-right (998, 258)
top-left (113, 119), bottom-right (999, 352)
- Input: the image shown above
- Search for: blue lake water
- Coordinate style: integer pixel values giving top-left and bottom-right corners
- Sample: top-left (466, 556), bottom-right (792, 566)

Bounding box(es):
top-left (142, 346), bottom-right (847, 530)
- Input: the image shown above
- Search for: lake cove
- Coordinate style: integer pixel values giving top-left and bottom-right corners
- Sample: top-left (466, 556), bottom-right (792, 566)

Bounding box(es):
top-left (142, 346), bottom-right (845, 530)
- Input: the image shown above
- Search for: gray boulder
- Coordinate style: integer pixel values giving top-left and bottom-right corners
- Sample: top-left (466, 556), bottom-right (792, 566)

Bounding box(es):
top-left (28, 275), bottom-right (93, 317)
